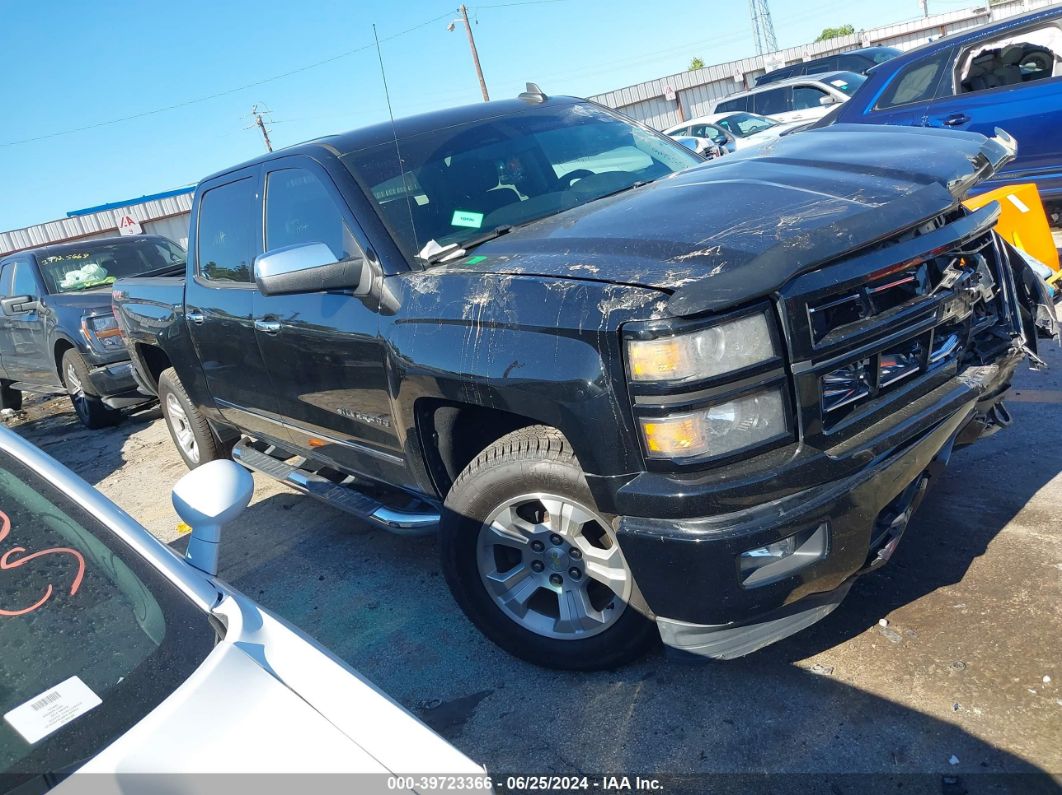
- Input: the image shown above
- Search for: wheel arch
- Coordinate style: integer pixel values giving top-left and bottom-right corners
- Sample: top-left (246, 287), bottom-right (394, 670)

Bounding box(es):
top-left (52, 337), bottom-right (78, 380)
top-left (415, 399), bottom-right (546, 498)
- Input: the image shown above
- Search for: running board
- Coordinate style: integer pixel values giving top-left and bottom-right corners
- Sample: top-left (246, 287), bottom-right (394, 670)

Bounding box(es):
top-left (231, 439), bottom-right (438, 536)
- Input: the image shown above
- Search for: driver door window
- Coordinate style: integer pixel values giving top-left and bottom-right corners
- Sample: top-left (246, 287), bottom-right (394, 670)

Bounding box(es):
top-left (792, 86), bottom-right (829, 110)
top-left (264, 168), bottom-right (360, 262)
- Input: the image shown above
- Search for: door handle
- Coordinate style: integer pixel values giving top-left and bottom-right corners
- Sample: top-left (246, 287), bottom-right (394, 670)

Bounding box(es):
top-left (254, 319), bottom-right (281, 335)
top-left (942, 113), bottom-right (970, 127)
top-left (187, 311), bottom-right (205, 325)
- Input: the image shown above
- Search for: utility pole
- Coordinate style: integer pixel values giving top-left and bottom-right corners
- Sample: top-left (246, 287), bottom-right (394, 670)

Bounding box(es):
top-left (251, 104), bottom-right (273, 152)
top-left (449, 5), bottom-right (490, 101)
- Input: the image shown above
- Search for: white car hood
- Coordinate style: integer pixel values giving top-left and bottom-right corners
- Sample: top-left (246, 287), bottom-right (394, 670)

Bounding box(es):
top-left (75, 642), bottom-right (383, 776)
top-left (62, 592), bottom-right (485, 787)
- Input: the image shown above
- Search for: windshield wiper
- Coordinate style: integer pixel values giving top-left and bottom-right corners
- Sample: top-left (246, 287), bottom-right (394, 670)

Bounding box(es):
top-left (419, 225), bottom-right (515, 265)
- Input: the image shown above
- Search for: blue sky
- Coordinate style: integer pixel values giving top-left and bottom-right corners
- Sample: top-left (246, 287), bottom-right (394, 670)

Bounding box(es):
top-left (0, 0), bottom-right (949, 228)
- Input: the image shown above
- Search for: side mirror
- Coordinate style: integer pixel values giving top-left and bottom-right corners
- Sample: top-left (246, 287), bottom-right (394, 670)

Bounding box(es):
top-left (253, 242), bottom-right (368, 297)
top-left (1, 295), bottom-right (39, 315)
top-left (173, 459), bottom-right (254, 576)
top-left (818, 95), bottom-right (839, 107)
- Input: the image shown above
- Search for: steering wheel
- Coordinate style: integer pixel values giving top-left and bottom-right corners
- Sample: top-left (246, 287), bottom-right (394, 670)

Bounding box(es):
top-left (562, 169), bottom-right (595, 187)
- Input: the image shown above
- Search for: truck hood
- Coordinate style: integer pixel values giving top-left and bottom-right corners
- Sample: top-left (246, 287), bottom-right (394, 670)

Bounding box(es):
top-left (45, 290), bottom-right (115, 314)
top-left (448, 124), bottom-right (1016, 317)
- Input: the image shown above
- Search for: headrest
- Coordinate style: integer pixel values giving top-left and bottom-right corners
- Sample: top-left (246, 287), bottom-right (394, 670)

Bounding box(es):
top-left (1000, 43), bottom-right (1027, 66)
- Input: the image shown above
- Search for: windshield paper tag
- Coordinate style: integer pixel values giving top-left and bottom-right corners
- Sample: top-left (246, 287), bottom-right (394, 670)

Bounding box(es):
top-left (451, 210), bottom-right (483, 229)
top-left (4, 676), bottom-right (101, 744)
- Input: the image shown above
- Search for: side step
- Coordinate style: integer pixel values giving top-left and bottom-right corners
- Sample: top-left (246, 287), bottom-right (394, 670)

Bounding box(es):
top-left (231, 439), bottom-right (439, 536)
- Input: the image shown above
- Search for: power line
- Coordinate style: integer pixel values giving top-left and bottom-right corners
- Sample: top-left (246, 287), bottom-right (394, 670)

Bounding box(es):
top-left (0, 10), bottom-right (454, 148)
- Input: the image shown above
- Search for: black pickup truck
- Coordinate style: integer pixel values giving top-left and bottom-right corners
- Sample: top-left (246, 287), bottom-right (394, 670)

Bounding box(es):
top-left (0, 236), bottom-right (182, 427)
top-left (113, 91), bottom-right (1056, 669)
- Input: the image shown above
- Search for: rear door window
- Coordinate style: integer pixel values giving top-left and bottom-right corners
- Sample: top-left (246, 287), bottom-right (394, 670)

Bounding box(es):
top-left (196, 177), bottom-right (258, 284)
top-left (875, 49), bottom-right (953, 109)
top-left (715, 96), bottom-right (749, 113)
top-left (836, 54), bottom-right (871, 73)
top-left (806, 57), bottom-right (837, 75)
top-left (752, 87), bottom-right (789, 115)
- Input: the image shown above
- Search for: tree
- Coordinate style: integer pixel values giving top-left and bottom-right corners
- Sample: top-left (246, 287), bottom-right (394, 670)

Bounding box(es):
top-left (815, 24), bottom-right (855, 42)
top-left (689, 57), bottom-right (705, 71)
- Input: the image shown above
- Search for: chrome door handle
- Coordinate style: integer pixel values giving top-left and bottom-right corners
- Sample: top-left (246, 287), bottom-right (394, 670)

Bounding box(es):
top-left (254, 319), bottom-right (281, 334)
top-left (943, 113), bottom-right (970, 127)
top-left (187, 311), bottom-right (205, 325)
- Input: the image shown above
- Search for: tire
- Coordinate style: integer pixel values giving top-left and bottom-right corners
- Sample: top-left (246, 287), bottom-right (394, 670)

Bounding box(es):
top-left (440, 425), bottom-right (657, 670)
top-left (0, 380), bottom-right (22, 412)
top-left (61, 349), bottom-right (120, 429)
top-left (158, 367), bottom-right (230, 469)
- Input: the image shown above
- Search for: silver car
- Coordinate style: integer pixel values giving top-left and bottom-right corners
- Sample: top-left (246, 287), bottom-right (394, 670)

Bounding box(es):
top-left (0, 426), bottom-right (487, 789)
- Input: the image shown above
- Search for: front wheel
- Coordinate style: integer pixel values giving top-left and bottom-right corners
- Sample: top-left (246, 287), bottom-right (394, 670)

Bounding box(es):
top-left (440, 426), bottom-right (657, 670)
top-left (158, 367), bottom-right (230, 469)
top-left (61, 349), bottom-right (120, 429)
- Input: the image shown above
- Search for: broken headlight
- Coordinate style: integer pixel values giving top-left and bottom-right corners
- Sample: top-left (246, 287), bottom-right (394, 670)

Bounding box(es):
top-left (626, 312), bottom-right (776, 384)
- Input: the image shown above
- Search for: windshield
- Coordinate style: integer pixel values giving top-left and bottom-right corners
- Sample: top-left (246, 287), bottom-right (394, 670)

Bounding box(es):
top-left (822, 72), bottom-right (866, 96)
top-left (0, 452), bottom-right (213, 785)
top-left (36, 238), bottom-right (186, 294)
top-left (873, 48), bottom-right (902, 64)
top-left (341, 102), bottom-right (700, 261)
top-left (715, 112), bottom-right (778, 137)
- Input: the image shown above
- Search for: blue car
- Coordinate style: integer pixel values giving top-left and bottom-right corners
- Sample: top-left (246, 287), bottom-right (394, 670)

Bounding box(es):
top-left (825, 7), bottom-right (1062, 201)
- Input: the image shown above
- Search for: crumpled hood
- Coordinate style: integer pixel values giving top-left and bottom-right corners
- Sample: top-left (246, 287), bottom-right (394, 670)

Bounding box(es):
top-left (449, 124), bottom-right (1016, 316)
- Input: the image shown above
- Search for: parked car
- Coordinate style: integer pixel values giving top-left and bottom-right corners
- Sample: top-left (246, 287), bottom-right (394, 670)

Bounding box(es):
top-left (0, 425), bottom-right (487, 788)
top-left (664, 112), bottom-right (804, 151)
top-left (755, 46), bottom-right (903, 86)
top-left (712, 72), bottom-right (867, 124)
top-left (818, 6), bottom-right (1062, 202)
top-left (0, 236), bottom-right (181, 428)
top-left (112, 90), bottom-right (1055, 671)
top-left (670, 134), bottom-right (723, 158)
top-left (667, 121), bottom-right (736, 153)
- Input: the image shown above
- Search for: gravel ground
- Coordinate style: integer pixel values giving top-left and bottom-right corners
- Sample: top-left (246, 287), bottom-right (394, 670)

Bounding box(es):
top-left (6, 344), bottom-right (1061, 790)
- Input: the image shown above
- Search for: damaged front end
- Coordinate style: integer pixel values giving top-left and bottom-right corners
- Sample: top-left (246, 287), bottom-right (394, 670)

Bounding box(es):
top-left (614, 132), bottom-right (1058, 661)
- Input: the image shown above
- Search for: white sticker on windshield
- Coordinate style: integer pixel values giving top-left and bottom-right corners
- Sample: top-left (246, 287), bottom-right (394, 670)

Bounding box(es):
top-left (4, 676), bottom-right (101, 744)
top-left (830, 80), bottom-right (849, 88)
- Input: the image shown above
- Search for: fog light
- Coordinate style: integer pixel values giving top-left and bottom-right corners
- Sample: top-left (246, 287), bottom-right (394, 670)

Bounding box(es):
top-left (739, 523), bottom-right (828, 588)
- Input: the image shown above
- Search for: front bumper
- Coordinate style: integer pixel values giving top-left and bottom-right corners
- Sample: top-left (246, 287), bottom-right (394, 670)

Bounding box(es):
top-left (615, 355), bottom-right (1020, 659)
top-left (87, 361), bottom-right (153, 409)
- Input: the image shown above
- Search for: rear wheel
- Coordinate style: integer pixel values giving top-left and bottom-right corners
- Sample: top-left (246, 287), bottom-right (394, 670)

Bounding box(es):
top-left (158, 367), bottom-right (230, 469)
top-left (61, 349), bottom-right (120, 429)
top-left (440, 425), bottom-right (657, 670)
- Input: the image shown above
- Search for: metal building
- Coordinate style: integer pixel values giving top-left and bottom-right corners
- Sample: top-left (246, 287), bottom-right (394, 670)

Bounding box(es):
top-left (0, 187), bottom-right (193, 256)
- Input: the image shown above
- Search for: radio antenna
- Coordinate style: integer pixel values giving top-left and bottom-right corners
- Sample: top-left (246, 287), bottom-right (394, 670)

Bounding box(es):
top-left (373, 23), bottom-right (419, 259)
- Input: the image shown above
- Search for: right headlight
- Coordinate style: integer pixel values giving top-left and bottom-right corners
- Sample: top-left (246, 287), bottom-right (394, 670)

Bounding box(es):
top-left (639, 386), bottom-right (788, 461)
top-left (626, 312), bottom-right (775, 384)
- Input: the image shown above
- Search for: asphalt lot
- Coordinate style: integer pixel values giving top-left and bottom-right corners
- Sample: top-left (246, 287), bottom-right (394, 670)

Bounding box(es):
top-left (7, 344), bottom-right (1062, 789)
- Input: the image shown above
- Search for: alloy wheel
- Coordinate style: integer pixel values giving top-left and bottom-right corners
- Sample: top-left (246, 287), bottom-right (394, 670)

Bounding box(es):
top-left (476, 493), bottom-right (632, 640)
top-left (65, 362), bottom-right (89, 424)
top-left (165, 392), bottom-right (199, 464)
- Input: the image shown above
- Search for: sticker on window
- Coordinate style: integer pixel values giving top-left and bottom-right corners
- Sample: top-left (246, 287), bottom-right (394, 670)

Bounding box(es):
top-left (4, 676), bottom-right (102, 744)
top-left (830, 80), bottom-right (849, 89)
top-left (451, 210), bottom-right (484, 229)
